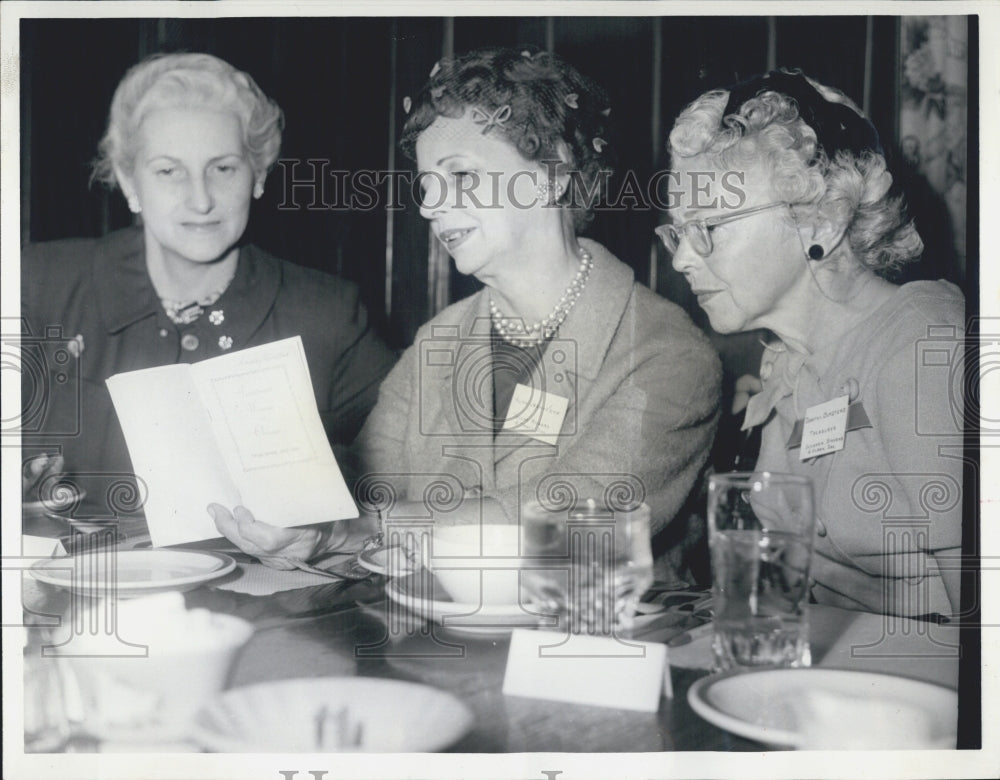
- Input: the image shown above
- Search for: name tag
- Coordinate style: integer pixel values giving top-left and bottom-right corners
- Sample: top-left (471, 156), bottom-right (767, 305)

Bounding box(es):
top-left (503, 383), bottom-right (569, 445)
top-left (798, 395), bottom-right (849, 459)
top-left (787, 399), bottom-right (873, 452)
top-left (502, 629), bottom-right (670, 711)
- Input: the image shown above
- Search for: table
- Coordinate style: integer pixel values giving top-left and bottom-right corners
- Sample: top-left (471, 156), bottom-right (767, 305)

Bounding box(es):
top-left (22, 546), bottom-right (963, 755)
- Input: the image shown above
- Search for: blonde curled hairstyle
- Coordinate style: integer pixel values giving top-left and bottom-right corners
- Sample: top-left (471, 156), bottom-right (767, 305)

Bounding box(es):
top-left (91, 52), bottom-right (284, 189)
top-left (669, 70), bottom-right (922, 278)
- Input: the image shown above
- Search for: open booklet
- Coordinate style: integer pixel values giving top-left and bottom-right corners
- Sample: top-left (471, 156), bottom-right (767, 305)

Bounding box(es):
top-left (106, 336), bottom-right (358, 547)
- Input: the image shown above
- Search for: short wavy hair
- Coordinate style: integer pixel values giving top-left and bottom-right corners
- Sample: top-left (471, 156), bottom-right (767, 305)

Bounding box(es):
top-left (668, 71), bottom-right (923, 277)
top-left (400, 47), bottom-right (614, 232)
top-left (91, 52), bottom-right (284, 188)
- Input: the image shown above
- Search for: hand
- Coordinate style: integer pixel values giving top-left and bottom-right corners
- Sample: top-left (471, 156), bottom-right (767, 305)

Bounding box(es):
top-left (732, 374), bottom-right (763, 415)
top-left (207, 504), bottom-right (341, 569)
top-left (23, 453), bottom-right (65, 502)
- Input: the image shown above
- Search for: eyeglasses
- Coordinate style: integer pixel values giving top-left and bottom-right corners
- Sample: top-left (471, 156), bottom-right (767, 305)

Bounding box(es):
top-left (655, 202), bottom-right (788, 257)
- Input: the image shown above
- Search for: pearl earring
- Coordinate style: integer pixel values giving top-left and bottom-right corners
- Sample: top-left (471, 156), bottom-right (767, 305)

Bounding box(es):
top-left (253, 182), bottom-right (265, 198)
top-left (127, 197), bottom-right (141, 214)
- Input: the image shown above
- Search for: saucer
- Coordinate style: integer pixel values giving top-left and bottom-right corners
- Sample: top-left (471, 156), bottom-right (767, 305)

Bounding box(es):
top-left (385, 573), bottom-right (544, 637)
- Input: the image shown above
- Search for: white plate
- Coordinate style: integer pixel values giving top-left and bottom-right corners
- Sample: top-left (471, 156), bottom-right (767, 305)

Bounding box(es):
top-left (385, 573), bottom-right (543, 636)
top-left (193, 677), bottom-right (474, 752)
top-left (688, 668), bottom-right (958, 749)
top-left (29, 549), bottom-right (236, 598)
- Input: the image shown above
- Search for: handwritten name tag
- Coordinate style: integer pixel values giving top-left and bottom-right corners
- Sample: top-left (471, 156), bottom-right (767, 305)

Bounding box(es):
top-left (502, 383), bottom-right (569, 445)
top-left (502, 629), bottom-right (670, 711)
top-left (800, 395), bottom-right (849, 460)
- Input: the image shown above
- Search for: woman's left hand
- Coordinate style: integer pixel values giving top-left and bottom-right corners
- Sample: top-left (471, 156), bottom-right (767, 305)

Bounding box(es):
top-left (207, 503), bottom-right (337, 569)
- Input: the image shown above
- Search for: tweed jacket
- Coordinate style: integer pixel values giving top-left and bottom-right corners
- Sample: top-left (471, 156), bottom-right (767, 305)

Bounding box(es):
top-left (744, 280), bottom-right (965, 616)
top-left (21, 226), bottom-right (396, 516)
top-left (354, 239), bottom-right (721, 564)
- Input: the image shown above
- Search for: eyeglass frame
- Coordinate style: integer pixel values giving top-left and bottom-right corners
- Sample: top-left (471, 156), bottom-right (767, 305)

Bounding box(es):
top-left (655, 201), bottom-right (789, 257)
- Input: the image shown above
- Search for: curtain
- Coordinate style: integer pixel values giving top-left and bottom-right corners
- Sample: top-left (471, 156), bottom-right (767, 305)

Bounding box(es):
top-left (899, 16), bottom-right (968, 283)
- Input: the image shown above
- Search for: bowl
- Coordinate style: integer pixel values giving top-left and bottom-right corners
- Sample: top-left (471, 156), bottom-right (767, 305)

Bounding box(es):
top-left (53, 593), bottom-right (253, 739)
top-left (193, 677), bottom-right (473, 752)
top-left (429, 523), bottom-right (527, 606)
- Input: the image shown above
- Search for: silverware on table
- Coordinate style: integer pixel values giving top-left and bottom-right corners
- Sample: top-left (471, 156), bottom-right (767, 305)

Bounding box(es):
top-left (278, 554), bottom-right (372, 581)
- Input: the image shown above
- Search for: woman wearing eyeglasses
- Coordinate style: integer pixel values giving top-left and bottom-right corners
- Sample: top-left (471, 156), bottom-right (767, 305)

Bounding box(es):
top-left (663, 70), bottom-right (965, 617)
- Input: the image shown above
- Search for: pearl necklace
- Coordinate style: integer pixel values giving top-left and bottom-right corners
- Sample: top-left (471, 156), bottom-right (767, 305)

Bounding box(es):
top-left (489, 247), bottom-right (593, 347)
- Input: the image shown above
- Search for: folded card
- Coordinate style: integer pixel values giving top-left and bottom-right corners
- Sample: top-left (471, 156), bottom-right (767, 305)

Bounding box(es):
top-left (106, 337), bottom-right (357, 546)
top-left (502, 629), bottom-right (670, 712)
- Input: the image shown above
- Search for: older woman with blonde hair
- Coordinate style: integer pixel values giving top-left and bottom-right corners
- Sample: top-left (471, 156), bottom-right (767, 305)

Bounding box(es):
top-left (22, 52), bottom-right (395, 523)
top-left (662, 69), bottom-right (964, 617)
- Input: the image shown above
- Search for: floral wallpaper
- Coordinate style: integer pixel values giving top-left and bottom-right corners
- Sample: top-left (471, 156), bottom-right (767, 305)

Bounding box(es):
top-left (900, 16), bottom-right (968, 282)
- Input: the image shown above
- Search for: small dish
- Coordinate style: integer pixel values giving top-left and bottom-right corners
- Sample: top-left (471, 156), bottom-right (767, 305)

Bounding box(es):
top-left (385, 572), bottom-right (544, 637)
top-left (193, 677), bottom-right (474, 752)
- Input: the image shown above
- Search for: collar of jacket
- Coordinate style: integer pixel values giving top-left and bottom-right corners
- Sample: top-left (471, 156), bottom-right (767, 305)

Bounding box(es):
top-left (555, 237), bottom-right (635, 381)
top-left (94, 226), bottom-right (281, 347)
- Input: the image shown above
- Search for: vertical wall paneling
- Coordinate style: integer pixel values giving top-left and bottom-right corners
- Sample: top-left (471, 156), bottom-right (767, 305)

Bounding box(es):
top-left (767, 17), bottom-right (777, 72)
top-left (863, 16), bottom-right (874, 115)
top-left (20, 25), bottom-right (31, 247)
top-left (648, 17), bottom-right (663, 291)
top-left (427, 19), bottom-right (455, 318)
top-left (384, 20), bottom-right (399, 322)
top-left (546, 17), bottom-right (555, 53)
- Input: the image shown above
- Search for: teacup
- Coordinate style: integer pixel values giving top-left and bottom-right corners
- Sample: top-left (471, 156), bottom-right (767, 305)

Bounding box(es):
top-left (429, 523), bottom-right (527, 606)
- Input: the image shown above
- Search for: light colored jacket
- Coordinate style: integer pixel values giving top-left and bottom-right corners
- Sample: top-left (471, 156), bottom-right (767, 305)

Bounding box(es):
top-left (354, 239), bottom-right (721, 570)
top-left (745, 280), bottom-right (965, 616)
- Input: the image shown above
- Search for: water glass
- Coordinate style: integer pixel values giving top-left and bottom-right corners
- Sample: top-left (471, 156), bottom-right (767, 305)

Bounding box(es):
top-left (521, 499), bottom-right (653, 637)
top-left (707, 472), bottom-right (815, 670)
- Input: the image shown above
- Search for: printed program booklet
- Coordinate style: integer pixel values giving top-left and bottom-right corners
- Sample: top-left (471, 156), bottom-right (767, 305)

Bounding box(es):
top-left (106, 336), bottom-right (358, 546)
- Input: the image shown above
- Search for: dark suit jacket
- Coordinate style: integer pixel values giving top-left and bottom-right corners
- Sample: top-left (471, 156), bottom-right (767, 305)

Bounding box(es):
top-left (21, 227), bottom-right (396, 517)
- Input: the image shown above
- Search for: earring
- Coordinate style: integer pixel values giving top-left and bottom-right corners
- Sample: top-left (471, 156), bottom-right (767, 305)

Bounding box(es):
top-left (808, 244), bottom-right (825, 260)
top-left (536, 179), bottom-right (565, 205)
top-left (253, 181), bottom-right (265, 199)
top-left (127, 197), bottom-right (141, 214)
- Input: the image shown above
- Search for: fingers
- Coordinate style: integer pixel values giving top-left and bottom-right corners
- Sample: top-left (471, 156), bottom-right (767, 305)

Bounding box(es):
top-left (208, 502), bottom-right (241, 542)
top-left (23, 453), bottom-right (67, 498)
top-left (732, 373), bottom-right (763, 415)
top-left (735, 374), bottom-right (763, 394)
top-left (233, 505), bottom-right (257, 524)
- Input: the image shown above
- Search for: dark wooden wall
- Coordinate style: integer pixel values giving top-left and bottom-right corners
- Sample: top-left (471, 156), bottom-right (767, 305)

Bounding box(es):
top-left (23, 15), bottom-right (951, 360)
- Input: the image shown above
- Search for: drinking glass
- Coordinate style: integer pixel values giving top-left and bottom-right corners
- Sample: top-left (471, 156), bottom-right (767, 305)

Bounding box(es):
top-left (521, 499), bottom-right (653, 637)
top-left (707, 472), bottom-right (815, 670)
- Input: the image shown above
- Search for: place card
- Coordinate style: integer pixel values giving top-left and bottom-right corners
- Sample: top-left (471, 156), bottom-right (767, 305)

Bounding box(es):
top-left (799, 394), bottom-right (849, 460)
top-left (502, 383), bottom-right (568, 445)
top-left (502, 629), bottom-right (670, 712)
